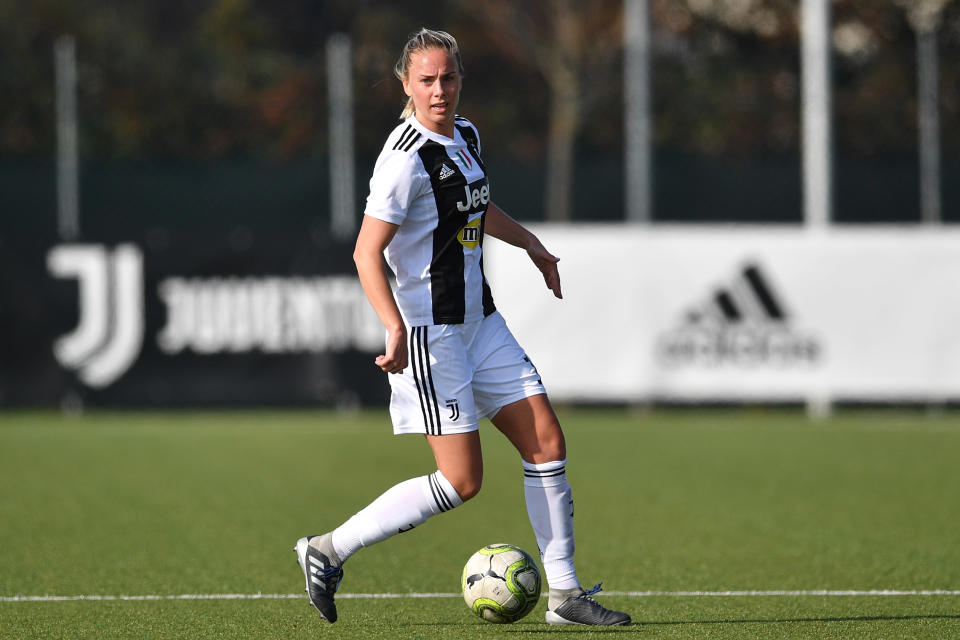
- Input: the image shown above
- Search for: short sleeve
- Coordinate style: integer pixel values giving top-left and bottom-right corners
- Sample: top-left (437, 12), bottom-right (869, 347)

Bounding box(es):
top-left (363, 150), bottom-right (425, 225)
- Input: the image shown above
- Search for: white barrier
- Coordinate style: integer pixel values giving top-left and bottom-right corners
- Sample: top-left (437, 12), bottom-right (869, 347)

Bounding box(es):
top-left (485, 225), bottom-right (960, 403)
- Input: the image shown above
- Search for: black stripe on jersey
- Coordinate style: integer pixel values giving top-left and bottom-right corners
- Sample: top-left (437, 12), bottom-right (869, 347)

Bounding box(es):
top-left (402, 132), bottom-right (421, 152)
top-left (428, 472), bottom-right (454, 512)
top-left (478, 214), bottom-right (496, 317)
top-left (392, 125), bottom-right (412, 150)
top-left (418, 140), bottom-right (470, 324)
top-left (459, 123), bottom-right (496, 317)
top-left (480, 263), bottom-right (495, 317)
top-left (455, 123), bottom-right (486, 173)
top-left (393, 125), bottom-right (421, 152)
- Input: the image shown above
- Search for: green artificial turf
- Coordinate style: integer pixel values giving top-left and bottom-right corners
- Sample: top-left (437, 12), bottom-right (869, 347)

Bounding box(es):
top-left (1, 408), bottom-right (958, 639)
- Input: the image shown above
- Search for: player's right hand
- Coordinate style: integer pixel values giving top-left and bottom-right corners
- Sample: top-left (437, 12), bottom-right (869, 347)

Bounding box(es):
top-left (375, 327), bottom-right (408, 374)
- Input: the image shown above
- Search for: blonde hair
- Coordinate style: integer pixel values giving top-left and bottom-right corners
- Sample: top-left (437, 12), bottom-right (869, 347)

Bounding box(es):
top-left (393, 28), bottom-right (464, 120)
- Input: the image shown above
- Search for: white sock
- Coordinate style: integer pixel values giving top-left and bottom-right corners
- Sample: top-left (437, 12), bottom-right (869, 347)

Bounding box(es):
top-left (522, 458), bottom-right (580, 591)
top-left (330, 470), bottom-right (462, 562)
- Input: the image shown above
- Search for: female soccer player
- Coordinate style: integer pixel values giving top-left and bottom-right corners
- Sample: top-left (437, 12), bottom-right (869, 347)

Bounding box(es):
top-left (295, 28), bottom-right (630, 627)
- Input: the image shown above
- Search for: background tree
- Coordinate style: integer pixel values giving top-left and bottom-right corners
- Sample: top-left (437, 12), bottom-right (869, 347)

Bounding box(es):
top-left (2, 0), bottom-right (958, 222)
top-left (460, 0), bottom-right (621, 221)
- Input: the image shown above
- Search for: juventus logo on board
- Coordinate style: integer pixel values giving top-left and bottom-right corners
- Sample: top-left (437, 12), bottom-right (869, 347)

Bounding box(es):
top-left (47, 244), bottom-right (145, 388)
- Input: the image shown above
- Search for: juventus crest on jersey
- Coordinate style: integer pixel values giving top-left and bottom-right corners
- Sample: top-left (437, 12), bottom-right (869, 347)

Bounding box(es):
top-left (364, 115), bottom-right (496, 326)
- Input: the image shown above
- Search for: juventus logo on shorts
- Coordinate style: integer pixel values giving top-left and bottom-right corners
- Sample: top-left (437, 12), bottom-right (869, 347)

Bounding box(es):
top-left (445, 399), bottom-right (460, 421)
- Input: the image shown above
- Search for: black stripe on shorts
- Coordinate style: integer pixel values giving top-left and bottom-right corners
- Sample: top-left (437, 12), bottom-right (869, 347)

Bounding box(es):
top-left (410, 327), bottom-right (442, 435)
top-left (421, 327), bottom-right (442, 433)
top-left (409, 327), bottom-right (432, 434)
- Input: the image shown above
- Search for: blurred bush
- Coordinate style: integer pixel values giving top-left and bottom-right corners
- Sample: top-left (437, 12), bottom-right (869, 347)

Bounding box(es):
top-left (1, 0), bottom-right (957, 222)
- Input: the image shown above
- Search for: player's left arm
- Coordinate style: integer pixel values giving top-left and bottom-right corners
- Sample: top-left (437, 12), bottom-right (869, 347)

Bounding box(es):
top-left (484, 201), bottom-right (562, 299)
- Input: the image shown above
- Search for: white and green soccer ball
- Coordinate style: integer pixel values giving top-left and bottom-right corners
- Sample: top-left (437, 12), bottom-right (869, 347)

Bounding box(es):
top-left (461, 543), bottom-right (542, 623)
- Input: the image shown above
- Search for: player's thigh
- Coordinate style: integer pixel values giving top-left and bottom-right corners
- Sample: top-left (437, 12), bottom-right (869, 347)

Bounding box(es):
top-left (491, 394), bottom-right (566, 464)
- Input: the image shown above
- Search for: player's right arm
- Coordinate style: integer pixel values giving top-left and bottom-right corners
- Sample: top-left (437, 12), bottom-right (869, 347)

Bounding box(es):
top-left (354, 215), bottom-right (407, 374)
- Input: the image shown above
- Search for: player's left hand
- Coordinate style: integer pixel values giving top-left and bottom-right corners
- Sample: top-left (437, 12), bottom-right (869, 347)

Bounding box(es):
top-left (526, 240), bottom-right (562, 299)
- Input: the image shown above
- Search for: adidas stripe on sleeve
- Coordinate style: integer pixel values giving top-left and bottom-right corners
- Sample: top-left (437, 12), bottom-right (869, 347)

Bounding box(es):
top-left (364, 128), bottom-right (429, 226)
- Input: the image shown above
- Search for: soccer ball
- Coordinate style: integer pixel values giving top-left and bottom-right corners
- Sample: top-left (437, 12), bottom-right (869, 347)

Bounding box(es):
top-left (461, 543), bottom-right (541, 623)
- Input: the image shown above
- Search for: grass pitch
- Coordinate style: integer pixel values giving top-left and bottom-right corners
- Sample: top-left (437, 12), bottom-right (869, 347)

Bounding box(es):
top-left (1, 408), bottom-right (958, 639)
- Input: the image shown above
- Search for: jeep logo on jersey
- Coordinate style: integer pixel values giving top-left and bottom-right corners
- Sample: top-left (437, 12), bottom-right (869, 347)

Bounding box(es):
top-left (456, 181), bottom-right (490, 213)
top-left (458, 218), bottom-right (482, 249)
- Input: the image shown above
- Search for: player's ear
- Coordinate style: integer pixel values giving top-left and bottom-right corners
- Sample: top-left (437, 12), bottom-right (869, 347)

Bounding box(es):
top-left (402, 77), bottom-right (412, 97)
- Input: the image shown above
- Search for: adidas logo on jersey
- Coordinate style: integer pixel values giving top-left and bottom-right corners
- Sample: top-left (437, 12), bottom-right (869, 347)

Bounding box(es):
top-left (438, 163), bottom-right (456, 181)
top-left (656, 263), bottom-right (822, 368)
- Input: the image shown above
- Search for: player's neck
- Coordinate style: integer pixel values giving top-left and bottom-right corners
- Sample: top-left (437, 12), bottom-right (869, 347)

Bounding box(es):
top-left (413, 112), bottom-right (455, 139)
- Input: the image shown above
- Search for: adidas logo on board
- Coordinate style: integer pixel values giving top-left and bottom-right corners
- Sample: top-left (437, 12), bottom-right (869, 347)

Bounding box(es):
top-left (656, 262), bottom-right (822, 368)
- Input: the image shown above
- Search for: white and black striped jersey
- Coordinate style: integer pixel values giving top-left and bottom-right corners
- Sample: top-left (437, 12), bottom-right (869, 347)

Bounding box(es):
top-left (364, 114), bottom-right (496, 326)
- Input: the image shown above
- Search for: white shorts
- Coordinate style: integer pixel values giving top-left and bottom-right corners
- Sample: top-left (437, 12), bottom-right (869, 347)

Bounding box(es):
top-left (388, 311), bottom-right (546, 435)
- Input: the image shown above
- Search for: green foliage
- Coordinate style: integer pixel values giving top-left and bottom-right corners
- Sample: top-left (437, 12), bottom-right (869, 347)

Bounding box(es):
top-left (3, 1), bottom-right (960, 160)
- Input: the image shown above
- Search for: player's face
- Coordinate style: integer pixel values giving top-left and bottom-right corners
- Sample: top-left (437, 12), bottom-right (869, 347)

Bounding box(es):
top-left (402, 47), bottom-right (461, 138)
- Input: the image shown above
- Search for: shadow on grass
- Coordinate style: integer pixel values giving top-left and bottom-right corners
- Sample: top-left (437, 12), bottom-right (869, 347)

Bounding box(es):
top-left (400, 613), bottom-right (960, 632)
top-left (640, 614), bottom-right (960, 626)
top-left (399, 621), bottom-right (639, 632)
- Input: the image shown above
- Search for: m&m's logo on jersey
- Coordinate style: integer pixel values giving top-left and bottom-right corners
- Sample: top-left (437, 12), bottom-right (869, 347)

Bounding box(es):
top-left (458, 218), bottom-right (482, 250)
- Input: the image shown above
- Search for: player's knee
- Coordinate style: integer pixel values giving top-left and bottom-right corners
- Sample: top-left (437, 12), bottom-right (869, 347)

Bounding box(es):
top-left (525, 420), bottom-right (566, 463)
top-left (540, 429), bottom-right (566, 462)
top-left (448, 471), bottom-right (483, 502)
